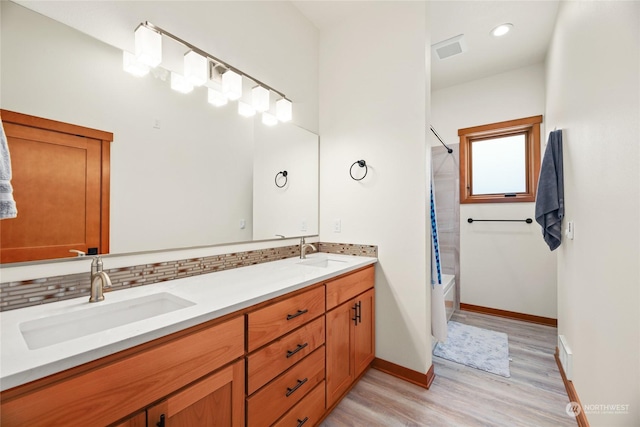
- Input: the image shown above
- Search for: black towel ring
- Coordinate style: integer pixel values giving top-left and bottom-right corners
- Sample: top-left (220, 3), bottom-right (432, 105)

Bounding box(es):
top-left (350, 160), bottom-right (368, 181)
top-left (275, 170), bottom-right (288, 188)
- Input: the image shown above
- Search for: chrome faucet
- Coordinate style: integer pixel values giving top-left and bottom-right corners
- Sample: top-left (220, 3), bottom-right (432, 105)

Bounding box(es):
top-left (299, 237), bottom-right (317, 259)
top-left (89, 256), bottom-right (111, 302)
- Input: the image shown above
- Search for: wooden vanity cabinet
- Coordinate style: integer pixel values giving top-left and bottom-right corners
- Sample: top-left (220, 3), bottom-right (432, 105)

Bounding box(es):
top-left (112, 413), bottom-right (146, 427)
top-left (246, 285), bottom-right (327, 427)
top-left (145, 360), bottom-right (244, 427)
top-left (1, 315), bottom-right (244, 427)
top-left (271, 381), bottom-right (326, 427)
top-left (115, 361), bottom-right (244, 427)
top-left (2, 262), bottom-right (376, 427)
top-left (247, 286), bottom-right (325, 352)
top-left (325, 266), bottom-right (375, 407)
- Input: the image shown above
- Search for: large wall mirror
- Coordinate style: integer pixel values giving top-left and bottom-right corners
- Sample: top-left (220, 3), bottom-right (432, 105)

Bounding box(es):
top-left (0, 2), bottom-right (319, 264)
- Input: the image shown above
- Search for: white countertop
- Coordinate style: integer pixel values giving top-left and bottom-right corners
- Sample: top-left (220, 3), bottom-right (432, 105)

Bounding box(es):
top-left (0, 253), bottom-right (376, 391)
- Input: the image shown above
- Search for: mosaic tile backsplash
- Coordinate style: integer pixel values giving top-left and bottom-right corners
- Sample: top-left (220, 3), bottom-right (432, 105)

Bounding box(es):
top-left (0, 242), bottom-right (377, 312)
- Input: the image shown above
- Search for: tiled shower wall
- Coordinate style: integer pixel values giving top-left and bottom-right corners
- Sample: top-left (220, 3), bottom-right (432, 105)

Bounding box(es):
top-left (432, 144), bottom-right (460, 308)
top-left (0, 242), bottom-right (377, 312)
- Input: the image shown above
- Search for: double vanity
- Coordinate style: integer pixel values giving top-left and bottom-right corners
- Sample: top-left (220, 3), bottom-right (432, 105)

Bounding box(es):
top-left (0, 252), bottom-right (377, 427)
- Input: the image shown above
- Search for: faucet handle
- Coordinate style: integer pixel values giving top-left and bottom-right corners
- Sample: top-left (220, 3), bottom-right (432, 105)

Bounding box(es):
top-left (91, 256), bottom-right (103, 274)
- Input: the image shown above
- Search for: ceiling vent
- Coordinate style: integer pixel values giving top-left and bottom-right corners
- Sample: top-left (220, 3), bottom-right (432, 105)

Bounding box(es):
top-left (432, 34), bottom-right (467, 60)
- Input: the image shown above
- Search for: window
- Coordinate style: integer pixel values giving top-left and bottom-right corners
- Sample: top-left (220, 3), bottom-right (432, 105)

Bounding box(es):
top-left (459, 115), bottom-right (542, 204)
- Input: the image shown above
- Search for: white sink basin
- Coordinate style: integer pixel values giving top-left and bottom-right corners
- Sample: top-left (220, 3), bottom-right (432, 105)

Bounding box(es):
top-left (297, 255), bottom-right (348, 268)
top-left (19, 293), bottom-right (195, 350)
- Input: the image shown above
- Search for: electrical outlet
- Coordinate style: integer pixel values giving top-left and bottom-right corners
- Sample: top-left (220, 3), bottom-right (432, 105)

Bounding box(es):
top-left (333, 219), bottom-right (341, 233)
top-left (153, 119), bottom-right (161, 129)
top-left (301, 220), bottom-right (307, 232)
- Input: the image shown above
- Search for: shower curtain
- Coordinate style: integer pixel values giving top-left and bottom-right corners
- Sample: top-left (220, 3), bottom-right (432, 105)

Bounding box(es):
top-left (431, 173), bottom-right (448, 342)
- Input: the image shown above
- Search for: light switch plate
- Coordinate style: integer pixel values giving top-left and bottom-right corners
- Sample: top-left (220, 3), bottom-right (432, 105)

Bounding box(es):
top-left (565, 221), bottom-right (574, 240)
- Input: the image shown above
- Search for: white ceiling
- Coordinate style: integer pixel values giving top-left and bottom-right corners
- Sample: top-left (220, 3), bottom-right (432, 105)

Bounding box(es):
top-left (429, 1), bottom-right (560, 90)
top-left (290, 1), bottom-right (373, 30)
top-left (291, 0), bottom-right (560, 90)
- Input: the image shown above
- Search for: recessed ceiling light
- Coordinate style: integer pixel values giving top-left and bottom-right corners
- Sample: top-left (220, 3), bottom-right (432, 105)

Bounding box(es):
top-left (491, 23), bottom-right (514, 37)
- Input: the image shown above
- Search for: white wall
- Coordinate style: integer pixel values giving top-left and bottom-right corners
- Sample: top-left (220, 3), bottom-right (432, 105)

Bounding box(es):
top-left (253, 123), bottom-right (318, 240)
top-left (1, 1), bottom-right (319, 280)
top-left (319, 2), bottom-right (430, 374)
top-left (432, 63), bottom-right (558, 318)
top-left (546, 2), bottom-right (640, 425)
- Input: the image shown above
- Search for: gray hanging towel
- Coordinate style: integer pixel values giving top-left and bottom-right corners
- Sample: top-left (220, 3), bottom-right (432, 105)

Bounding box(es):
top-left (0, 119), bottom-right (18, 220)
top-left (535, 129), bottom-right (564, 250)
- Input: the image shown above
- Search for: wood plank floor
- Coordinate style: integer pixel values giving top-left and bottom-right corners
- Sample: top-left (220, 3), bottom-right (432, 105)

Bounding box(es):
top-left (321, 310), bottom-right (577, 427)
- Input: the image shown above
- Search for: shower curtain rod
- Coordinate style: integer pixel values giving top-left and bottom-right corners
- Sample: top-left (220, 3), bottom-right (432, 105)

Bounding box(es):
top-left (430, 126), bottom-right (453, 154)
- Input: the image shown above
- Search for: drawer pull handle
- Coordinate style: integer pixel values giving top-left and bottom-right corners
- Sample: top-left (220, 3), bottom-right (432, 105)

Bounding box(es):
top-left (297, 417), bottom-right (309, 427)
top-left (286, 377), bottom-right (308, 397)
top-left (356, 301), bottom-right (362, 325)
top-left (156, 414), bottom-right (165, 427)
top-left (286, 342), bottom-right (309, 358)
top-left (352, 303), bottom-right (358, 325)
top-left (286, 309), bottom-right (308, 320)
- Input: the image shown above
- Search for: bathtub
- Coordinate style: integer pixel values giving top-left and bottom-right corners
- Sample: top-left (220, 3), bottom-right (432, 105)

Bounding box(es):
top-left (442, 274), bottom-right (456, 321)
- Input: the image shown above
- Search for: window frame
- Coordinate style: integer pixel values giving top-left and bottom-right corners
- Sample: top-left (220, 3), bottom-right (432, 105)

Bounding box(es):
top-left (459, 115), bottom-right (542, 204)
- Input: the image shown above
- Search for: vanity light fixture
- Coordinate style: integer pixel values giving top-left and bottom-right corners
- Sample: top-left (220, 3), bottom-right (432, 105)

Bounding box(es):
top-left (276, 98), bottom-right (292, 122)
top-left (207, 87), bottom-right (228, 107)
top-left (184, 50), bottom-right (208, 86)
top-left (252, 86), bottom-right (270, 112)
top-left (129, 22), bottom-right (293, 125)
top-left (134, 25), bottom-right (162, 67)
top-left (238, 101), bottom-right (256, 117)
top-left (491, 23), bottom-right (514, 37)
top-left (222, 70), bottom-right (243, 100)
top-left (170, 72), bottom-right (194, 94)
top-left (122, 51), bottom-right (150, 77)
top-left (262, 112), bottom-right (278, 126)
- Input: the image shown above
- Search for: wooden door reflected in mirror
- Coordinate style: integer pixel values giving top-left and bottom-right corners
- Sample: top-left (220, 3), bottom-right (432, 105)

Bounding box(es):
top-left (0, 110), bottom-right (111, 263)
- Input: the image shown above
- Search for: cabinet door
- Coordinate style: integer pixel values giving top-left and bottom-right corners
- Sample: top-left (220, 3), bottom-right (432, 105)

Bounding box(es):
top-left (325, 300), bottom-right (356, 407)
top-left (147, 360), bottom-right (244, 427)
top-left (112, 412), bottom-right (146, 427)
top-left (354, 289), bottom-right (375, 377)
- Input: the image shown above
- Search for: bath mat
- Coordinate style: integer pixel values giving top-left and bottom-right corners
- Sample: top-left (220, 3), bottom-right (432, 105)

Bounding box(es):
top-left (433, 321), bottom-right (510, 377)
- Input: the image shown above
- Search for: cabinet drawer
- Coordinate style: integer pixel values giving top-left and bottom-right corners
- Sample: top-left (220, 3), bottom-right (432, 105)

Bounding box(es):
top-left (326, 266), bottom-right (374, 310)
top-left (247, 346), bottom-right (325, 427)
top-left (248, 286), bottom-right (325, 351)
top-left (1, 315), bottom-right (244, 427)
top-left (248, 316), bottom-right (325, 395)
top-left (273, 381), bottom-right (325, 427)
